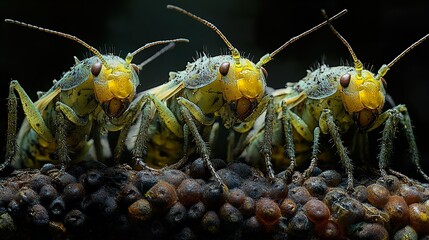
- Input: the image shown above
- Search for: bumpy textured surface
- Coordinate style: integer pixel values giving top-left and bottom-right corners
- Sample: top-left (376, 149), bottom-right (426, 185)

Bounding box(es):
top-left (1, 158), bottom-right (429, 240)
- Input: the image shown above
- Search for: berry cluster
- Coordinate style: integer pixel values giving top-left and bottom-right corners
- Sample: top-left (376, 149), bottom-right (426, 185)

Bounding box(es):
top-left (1, 158), bottom-right (429, 240)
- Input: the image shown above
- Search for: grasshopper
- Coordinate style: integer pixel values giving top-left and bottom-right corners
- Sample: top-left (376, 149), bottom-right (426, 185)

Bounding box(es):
top-left (0, 19), bottom-right (188, 172)
top-left (123, 5), bottom-right (347, 191)
top-left (237, 11), bottom-right (429, 191)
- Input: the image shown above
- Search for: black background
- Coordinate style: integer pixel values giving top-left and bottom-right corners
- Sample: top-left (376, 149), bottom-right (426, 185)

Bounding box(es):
top-left (0, 0), bottom-right (428, 177)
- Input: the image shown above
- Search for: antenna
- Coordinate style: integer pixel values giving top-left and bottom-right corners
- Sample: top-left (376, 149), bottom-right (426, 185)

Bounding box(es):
top-left (167, 5), bottom-right (242, 67)
top-left (256, 9), bottom-right (348, 68)
top-left (320, 9), bottom-right (363, 78)
top-left (126, 38), bottom-right (189, 66)
top-left (5, 19), bottom-right (109, 68)
top-left (136, 42), bottom-right (176, 70)
top-left (375, 33), bottom-right (429, 80)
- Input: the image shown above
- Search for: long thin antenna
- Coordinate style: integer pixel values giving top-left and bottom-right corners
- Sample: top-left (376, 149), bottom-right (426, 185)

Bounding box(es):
top-left (167, 4), bottom-right (242, 67)
top-left (320, 9), bottom-right (363, 78)
top-left (136, 42), bottom-right (176, 70)
top-left (256, 9), bottom-right (348, 68)
top-left (387, 33), bottom-right (429, 68)
top-left (5, 19), bottom-right (109, 67)
top-left (374, 33), bottom-right (429, 81)
top-left (126, 38), bottom-right (189, 65)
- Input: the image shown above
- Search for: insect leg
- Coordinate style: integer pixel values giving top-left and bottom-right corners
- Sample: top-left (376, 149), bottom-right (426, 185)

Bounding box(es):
top-left (303, 127), bottom-right (321, 178)
top-left (132, 101), bottom-right (160, 172)
top-left (123, 92), bottom-right (186, 170)
top-left (397, 105), bottom-right (429, 181)
top-left (54, 103), bottom-right (71, 172)
top-left (261, 97), bottom-right (276, 181)
top-left (282, 101), bottom-right (297, 183)
top-left (178, 101), bottom-right (228, 192)
top-left (1, 80), bottom-right (57, 171)
top-left (320, 109), bottom-right (354, 191)
top-left (112, 94), bottom-right (150, 163)
top-left (9, 80), bottom-right (55, 142)
top-left (0, 82), bottom-right (19, 171)
top-left (113, 122), bottom-right (131, 164)
top-left (376, 104), bottom-right (429, 182)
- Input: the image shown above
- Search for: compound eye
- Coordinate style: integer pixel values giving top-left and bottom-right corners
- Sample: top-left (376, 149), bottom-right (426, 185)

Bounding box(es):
top-left (340, 73), bottom-right (351, 88)
top-left (261, 67), bottom-right (268, 79)
top-left (219, 62), bottom-right (230, 76)
top-left (91, 62), bottom-right (102, 77)
top-left (131, 63), bottom-right (140, 74)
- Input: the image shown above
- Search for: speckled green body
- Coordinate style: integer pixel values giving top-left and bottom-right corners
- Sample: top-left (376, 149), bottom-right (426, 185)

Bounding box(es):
top-left (242, 64), bottom-right (357, 170)
top-left (13, 55), bottom-right (139, 169)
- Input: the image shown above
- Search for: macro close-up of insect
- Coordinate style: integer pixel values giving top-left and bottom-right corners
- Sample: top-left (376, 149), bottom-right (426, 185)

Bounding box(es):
top-left (123, 5), bottom-right (349, 191)
top-left (237, 10), bottom-right (429, 191)
top-left (0, 19), bottom-right (189, 173)
top-left (1, 1), bottom-right (429, 239)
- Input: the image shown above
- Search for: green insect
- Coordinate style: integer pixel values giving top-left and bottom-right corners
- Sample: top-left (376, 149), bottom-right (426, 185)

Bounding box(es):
top-left (0, 19), bottom-right (188, 172)
top-left (236, 11), bottom-right (429, 191)
top-left (122, 5), bottom-right (347, 191)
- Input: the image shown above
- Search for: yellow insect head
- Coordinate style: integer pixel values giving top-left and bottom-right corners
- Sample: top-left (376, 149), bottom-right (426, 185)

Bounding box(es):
top-left (92, 57), bottom-right (137, 118)
top-left (219, 57), bottom-right (266, 121)
top-left (339, 69), bottom-right (386, 130)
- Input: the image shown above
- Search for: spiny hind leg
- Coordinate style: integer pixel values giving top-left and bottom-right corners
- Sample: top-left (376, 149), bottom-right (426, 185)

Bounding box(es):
top-left (377, 104), bottom-right (429, 183)
top-left (1, 80), bottom-right (55, 171)
top-left (0, 82), bottom-right (19, 171)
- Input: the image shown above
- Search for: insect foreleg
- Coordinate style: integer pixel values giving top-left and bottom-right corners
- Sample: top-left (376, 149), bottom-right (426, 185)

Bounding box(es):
top-left (397, 105), bottom-right (429, 181)
top-left (179, 103), bottom-right (228, 192)
top-left (131, 101), bottom-right (159, 171)
top-left (261, 97), bottom-right (276, 181)
top-left (320, 109), bottom-right (354, 191)
top-left (112, 98), bottom-right (150, 163)
top-left (377, 105), bottom-right (429, 182)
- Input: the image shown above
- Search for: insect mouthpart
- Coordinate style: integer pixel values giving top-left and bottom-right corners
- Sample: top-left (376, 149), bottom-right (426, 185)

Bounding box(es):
top-left (230, 97), bottom-right (257, 121)
top-left (353, 108), bottom-right (377, 130)
top-left (102, 98), bottom-right (129, 118)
